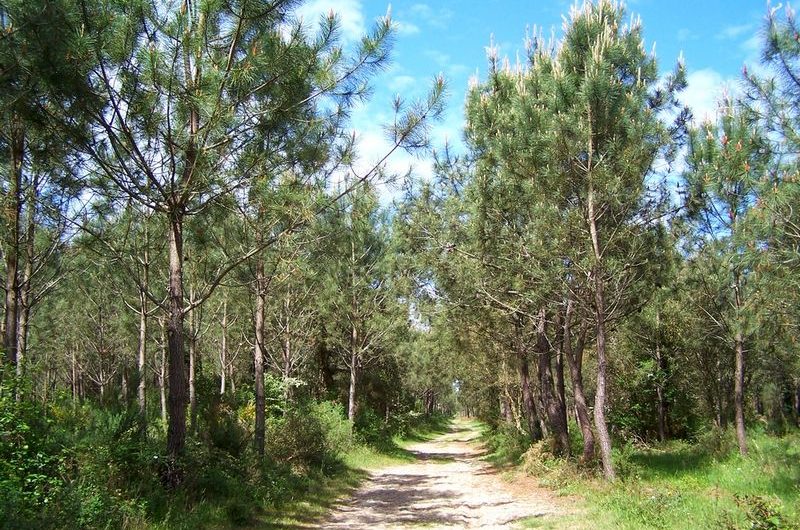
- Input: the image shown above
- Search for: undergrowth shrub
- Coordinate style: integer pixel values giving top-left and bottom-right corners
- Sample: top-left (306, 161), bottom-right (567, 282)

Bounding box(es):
top-left (601, 484), bottom-right (684, 529)
top-left (521, 440), bottom-right (558, 475)
top-left (484, 423), bottom-right (530, 464)
top-left (353, 407), bottom-right (393, 447)
top-left (724, 494), bottom-right (797, 530)
top-left (265, 400), bottom-right (353, 470)
top-left (0, 383), bottom-right (67, 529)
top-left (696, 424), bottom-right (736, 458)
top-left (311, 401), bottom-right (354, 457)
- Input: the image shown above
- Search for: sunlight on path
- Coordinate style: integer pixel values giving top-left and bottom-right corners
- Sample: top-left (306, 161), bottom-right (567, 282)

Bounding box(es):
top-left (323, 418), bottom-right (570, 529)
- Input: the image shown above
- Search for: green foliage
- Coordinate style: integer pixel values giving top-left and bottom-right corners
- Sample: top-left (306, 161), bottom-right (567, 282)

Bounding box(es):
top-left (0, 384), bottom-right (64, 528)
top-left (728, 494), bottom-right (794, 530)
top-left (482, 423), bottom-right (531, 466)
top-left (695, 425), bottom-right (738, 459)
top-left (353, 406), bottom-right (393, 447)
top-left (265, 400), bottom-right (354, 470)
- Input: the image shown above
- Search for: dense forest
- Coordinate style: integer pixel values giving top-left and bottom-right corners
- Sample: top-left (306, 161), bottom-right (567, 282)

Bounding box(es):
top-left (1, 0), bottom-right (798, 528)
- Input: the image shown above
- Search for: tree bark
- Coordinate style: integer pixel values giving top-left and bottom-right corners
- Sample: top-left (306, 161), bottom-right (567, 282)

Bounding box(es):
top-left (588, 186), bottom-right (616, 480)
top-left (316, 325), bottom-right (335, 394)
top-left (159, 318), bottom-right (168, 425)
top-left (4, 120), bottom-right (23, 369)
top-left (16, 172), bottom-right (37, 377)
top-left (220, 298), bottom-right (227, 395)
top-left (734, 328), bottom-right (748, 455)
top-left (166, 215), bottom-right (188, 458)
top-left (188, 289), bottom-right (197, 434)
top-left (514, 317), bottom-right (542, 442)
top-left (536, 309), bottom-right (570, 456)
top-left (555, 316), bottom-right (568, 439)
top-left (348, 345), bottom-right (358, 422)
top-left (564, 299), bottom-right (595, 462)
top-left (281, 292), bottom-right (293, 402)
top-left (794, 382), bottom-right (800, 425)
top-left (137, 237), bottom-right (149, 427)
top-left (347, 233), bottom-right (360, 423)
top-left (254, 253), bottom-right (267, 457)
top-left (730, 265), bottom-right (748, 456)
top-left (655, 309), bottom-right (667, 442)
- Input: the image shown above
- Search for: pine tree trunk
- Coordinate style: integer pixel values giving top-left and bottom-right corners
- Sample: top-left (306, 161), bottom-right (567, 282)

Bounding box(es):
top-left (4, 120), bottom-right (23, 369)
top-left (731, 267), bottom-right (748, 455)
top-left (188, 292), bottom-right (197, 434)
top-left (347, 235), bottom-right (359, 423)
top-left (316, 327), bottom-right (335, 393)
top-left (138, 296), bottom-right (148, 424)
top-left (138, 239), bottom-right (149, 426)
top-left (794, 382), bottom-right (800, 425)
top-left (500, 358), bottom-right (516, 426)
top-left (655, 309), bottom-right (667, 442)
top-left (734, 329), bottom-right (748, 455)
top-left (536, 310), bottom-right (570, 456)
top-left (220, 299), bottom-right (227, 395)
top-left (348, 346), bottom-right (358, 422)
top-left (71, 348), bottom-right (78, 402)
top-left (254, 253), bottom-right (267, 457)
top-left (555, 335), bottom-right (568, 439)
top-left (282, 293), bottom-right (292, 402)
top-left (516, 328), bottom-right (542, 442)
top-left (500, 391), bottom-right (511, 424)
top-left (166, 215), bottom-right (188, 458)
top-left (588, 187), bottom-right (616, 480)
top-left (16, 172), bottom-right (36, 377)
top-left (566, 334), bottom-right (595, 463)
top-left (159, 319), bottom-right (168, 425)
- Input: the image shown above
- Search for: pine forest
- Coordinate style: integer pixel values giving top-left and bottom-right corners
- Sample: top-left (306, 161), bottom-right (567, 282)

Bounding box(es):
top-left (0, 1), bottom-right (798, 528)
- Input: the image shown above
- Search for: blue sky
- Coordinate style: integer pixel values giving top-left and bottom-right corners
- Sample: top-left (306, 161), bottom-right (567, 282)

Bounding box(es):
top-left (294, 0), bottom-right (772, 189)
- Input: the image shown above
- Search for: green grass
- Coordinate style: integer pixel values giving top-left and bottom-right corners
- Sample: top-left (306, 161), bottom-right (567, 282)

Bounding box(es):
top-left (341, 443), bottom-right (415, 469)
top-left (517, 428), bottom-right (800, 530)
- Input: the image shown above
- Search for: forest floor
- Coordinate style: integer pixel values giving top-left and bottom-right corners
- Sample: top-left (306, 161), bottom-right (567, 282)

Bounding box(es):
top-left (320, 418), bottom-right (575, 529)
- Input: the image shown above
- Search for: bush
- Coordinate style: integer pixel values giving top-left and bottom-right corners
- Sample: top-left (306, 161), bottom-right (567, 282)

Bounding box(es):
top-left (732, 494), bottom-right (794, 530)
top-left (696, 424), bottom-right (736, 459)
top-left (310, 401), bottom-right (354, 457)
top-left (521, 440), bottom-right (558, 475)
top-left (0, 385), bottom-right (65, 529)
top-left (265, 400), bottom-right (353, 470)
top-left (225, 498), bottom-right (254, 527)
top-left (353, 407), bottom-right (393, 447)
top-left (484, 423), bottom-right (530, 465)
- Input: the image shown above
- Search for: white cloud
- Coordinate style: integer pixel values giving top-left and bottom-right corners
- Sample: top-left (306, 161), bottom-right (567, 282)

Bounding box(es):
top-left (716, 23), bottom-right (755, 40)
top-left (677, 28), bottom-right (696, 42)
top-left (681, 69), bottom-right (735, 124)
top-left (740, 31), bottom-right (770, 79)
top-left (424, 49), bottom-right (450, 65)
top-left (349, 125), bottom-right (435, 204)
top-left (409, 3), bottom-right (433, 18)
top-left (294, 0), bottom-right (365, 43)
top-left (394, 20), bottom-right (420, 35)
top-left (408, 3), bottom-right (453, 29)
top-left (389, 75), bottom-right (417, 91)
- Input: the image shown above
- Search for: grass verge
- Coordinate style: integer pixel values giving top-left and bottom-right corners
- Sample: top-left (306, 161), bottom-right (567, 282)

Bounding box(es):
top-left (481, 423), bottom-right (800, 530)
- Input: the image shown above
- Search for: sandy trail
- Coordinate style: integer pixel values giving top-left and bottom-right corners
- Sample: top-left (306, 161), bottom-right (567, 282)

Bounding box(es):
top-left (323, 419), bottom-right (569, 529)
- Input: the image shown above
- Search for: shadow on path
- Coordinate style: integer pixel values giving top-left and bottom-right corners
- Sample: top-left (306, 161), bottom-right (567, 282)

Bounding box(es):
top-left (322, 418), bottom-right (565, 529)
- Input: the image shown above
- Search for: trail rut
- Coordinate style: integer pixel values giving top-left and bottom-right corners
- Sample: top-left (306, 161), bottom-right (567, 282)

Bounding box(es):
top-left (323, 419), bottom-right (571, 529)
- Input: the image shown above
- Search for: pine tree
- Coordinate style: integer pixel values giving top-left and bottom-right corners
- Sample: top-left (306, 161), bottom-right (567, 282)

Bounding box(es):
top-left (683, 99), bottom-right (771, 455)
top-left (459, 0), bottom-right (685, 478)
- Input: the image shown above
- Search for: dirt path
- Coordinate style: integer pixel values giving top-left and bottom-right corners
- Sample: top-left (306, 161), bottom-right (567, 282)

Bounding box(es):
top-left (323, 419), bottom-right (571, 529)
